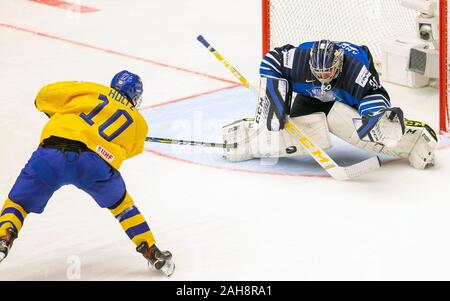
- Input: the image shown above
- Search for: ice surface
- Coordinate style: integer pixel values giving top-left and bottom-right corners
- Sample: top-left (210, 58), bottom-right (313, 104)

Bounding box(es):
top-left (0, 0), bottom-right (449, 280)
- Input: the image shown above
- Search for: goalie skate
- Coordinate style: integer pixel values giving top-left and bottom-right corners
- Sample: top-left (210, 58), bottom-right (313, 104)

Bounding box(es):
top-left (136, 242), bottom-right (175, 277)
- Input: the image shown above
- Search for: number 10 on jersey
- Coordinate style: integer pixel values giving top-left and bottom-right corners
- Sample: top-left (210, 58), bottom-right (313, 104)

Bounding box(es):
top-left (79, 94), bottom-right (134, 141)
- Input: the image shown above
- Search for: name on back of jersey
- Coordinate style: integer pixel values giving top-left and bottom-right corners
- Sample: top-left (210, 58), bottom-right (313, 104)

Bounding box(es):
top-left (108, 89), bottom-right (135, 110)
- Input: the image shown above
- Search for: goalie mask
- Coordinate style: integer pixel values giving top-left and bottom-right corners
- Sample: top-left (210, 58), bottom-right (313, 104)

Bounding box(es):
top-left (309, 40), bottom-right (344, 85)
top-left (111, 70), bottom-right (143, 108)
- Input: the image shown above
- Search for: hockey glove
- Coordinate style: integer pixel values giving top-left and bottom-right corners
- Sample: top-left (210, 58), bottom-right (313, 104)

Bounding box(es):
top-left (354, 107), bottom-right (406, 147)
top-left (258, 77), bottom-right (290, 131)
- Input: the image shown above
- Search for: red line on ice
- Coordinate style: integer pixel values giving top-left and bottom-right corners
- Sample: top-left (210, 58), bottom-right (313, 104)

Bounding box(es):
top-left (0, 22), bottom-right (238, 86)
top-left (29, 0), bottom-right (99, 13)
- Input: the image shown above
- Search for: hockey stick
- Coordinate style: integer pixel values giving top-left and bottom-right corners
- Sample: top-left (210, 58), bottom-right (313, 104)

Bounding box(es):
top-left (197, 35), bottom-right (253, 89)
top-left (145, 136), bottom-right (237, 149)
top-left (197, 35), bottom-right (381, 180)
top-left (283, 121), bottom-right (381, 180)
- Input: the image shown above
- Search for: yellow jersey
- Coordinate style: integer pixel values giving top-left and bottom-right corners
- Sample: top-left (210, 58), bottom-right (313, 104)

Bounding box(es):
top-left (35, 81), bottom-right (148, 170)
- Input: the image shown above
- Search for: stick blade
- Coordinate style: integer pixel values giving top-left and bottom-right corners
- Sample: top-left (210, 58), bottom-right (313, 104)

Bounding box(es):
top-left (326, 156), bottom-right (381, 180)
top-left (340, 156), bottom-right (381, 180)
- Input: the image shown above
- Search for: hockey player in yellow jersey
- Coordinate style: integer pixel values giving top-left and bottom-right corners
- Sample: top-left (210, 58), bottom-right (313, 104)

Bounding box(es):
top-left (0, 70), bottom-right (174, 276)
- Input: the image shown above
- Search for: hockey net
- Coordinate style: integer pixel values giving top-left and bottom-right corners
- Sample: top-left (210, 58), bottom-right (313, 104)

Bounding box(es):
top-left (262, 0), bottom-right (449, 133)
top-left (441, 0), bottom-right (449, 132)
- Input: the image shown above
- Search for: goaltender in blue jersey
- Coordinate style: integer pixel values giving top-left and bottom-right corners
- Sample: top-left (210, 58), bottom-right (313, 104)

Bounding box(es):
top-left (260, 41), bottom-right (390, 117)
top-left (223, 40), bottom-right (438, 170)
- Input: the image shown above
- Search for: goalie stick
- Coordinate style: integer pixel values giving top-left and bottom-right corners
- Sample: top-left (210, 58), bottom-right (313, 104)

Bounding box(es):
top-left (197, 35), bottom-right (253, 90)
top-left (196, 35), bottom-right (381, 180)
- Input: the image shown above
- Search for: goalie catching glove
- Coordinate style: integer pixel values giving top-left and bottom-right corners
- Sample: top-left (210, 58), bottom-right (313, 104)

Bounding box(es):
top-left (354, 107), bottom-right (406, 147)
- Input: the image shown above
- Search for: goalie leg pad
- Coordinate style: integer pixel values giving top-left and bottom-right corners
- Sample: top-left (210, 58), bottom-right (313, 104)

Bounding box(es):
top-left (327, 102), bottom-right (385, 153)
top-left (328, 102), bottom-right (439, 169)
top-left (253, 112), bottom-right (332, 158)
top-left (383, 120), bottom-right (439, 169)
top-left (222, 118), bottom-right (254, 162)
top-left (286, 113), bottom-right (332, 153)
top-left (222, 113), bottom-right (332, 161)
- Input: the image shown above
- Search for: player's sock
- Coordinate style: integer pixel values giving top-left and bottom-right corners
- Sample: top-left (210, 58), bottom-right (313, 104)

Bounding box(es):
top-left (108, 192), bottom-right (156, 248)
top-left (0, 199), bottom-right (27, 237)
top-left (109, 193), bottom-right (174, 276)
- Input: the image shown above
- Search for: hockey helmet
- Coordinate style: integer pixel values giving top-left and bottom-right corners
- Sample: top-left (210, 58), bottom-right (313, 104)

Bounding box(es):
top-left (309, 40), bottom-right (344, 84)
top-left (111, 70), bottom-right (143, 108)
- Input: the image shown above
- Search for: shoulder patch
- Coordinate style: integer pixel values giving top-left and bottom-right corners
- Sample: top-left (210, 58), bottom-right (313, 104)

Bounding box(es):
top-left (355, 65), bottom-right (371, 88)
top-left (338, 42), bottom-right (360, 55)
top-left (283, 48), bottom-right (296, 69)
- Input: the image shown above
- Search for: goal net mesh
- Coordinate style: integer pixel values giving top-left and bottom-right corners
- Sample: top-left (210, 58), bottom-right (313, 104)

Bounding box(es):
top-left (266, 0), bottom-right (417, 62)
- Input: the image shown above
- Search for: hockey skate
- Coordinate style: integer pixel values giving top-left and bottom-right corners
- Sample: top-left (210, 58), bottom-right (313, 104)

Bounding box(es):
top-left (0, 227), bottom-right (18, 263)
top-left (136, 242), bottom-right (175, 277)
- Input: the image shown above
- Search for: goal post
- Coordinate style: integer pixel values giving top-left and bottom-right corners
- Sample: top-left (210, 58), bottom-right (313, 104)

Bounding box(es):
top-left (440, 0), bottom-right (449, 132)
top-left (261, 0), bottom-right (271, 58)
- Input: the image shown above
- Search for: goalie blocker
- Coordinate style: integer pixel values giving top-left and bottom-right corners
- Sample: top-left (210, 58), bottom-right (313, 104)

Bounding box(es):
top-left (223, 77), bottom-right (439, 169)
